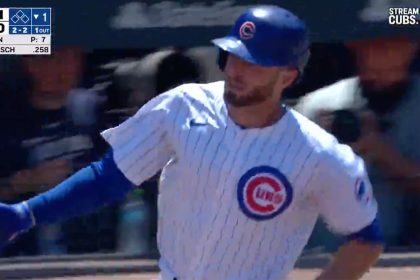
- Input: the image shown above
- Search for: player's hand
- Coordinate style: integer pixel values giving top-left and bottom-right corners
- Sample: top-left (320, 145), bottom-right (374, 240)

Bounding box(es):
top-left (0, 202), bottom-right (33, 249)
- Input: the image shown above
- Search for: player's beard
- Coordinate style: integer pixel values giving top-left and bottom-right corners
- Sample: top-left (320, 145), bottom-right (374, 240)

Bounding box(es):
top-left (224, 79), bottom-right (277, 107)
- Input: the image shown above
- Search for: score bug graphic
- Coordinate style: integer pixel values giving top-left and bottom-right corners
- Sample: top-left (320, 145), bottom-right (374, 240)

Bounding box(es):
top-left (0, 7), bottom-right (51, 55)
top-left (237, 166), bottom-right (293, 221)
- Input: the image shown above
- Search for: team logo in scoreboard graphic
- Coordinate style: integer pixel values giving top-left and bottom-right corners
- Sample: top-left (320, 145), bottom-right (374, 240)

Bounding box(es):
top-left (237, 166), bottom-right (293, 221)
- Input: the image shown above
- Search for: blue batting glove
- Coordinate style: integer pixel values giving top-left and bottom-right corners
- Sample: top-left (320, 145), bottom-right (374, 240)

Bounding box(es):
top-left (0, 202), bottom-right (34, 249)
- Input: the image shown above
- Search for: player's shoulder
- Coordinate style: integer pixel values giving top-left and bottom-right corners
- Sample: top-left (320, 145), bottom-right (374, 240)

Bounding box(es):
top-left (169, 81), bottom-right (225, 118)
top-left (143, 81), bottom-right (223, 110)
top-left (289, 109), bottom-right (361, 169)
top-left (294, 77), bottom-right (361, 120)
top-left (288, 109), bottom-right (335, 152)
top-left (179, 80), bottom-right (224, 103)
top-left (160, 81), bottom-right (223, 104)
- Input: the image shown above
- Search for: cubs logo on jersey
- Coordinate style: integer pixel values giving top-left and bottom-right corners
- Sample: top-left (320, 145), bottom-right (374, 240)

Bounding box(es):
top-left (237, 166), bottom-right (293, 221)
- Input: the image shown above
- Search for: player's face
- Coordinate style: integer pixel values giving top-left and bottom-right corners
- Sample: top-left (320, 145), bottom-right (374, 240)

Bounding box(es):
top-left (348, 37), bottom-right (418, 91)
top-left (223, 54), bottom-right (296, 107)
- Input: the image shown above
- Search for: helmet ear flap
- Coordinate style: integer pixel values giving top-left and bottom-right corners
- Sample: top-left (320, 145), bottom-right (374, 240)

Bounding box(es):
top-left (217, 49), bottom-right (229, 71)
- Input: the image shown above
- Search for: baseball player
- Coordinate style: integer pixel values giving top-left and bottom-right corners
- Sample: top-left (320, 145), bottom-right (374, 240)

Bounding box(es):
top-left (0, 5), bottom-right (383, 280)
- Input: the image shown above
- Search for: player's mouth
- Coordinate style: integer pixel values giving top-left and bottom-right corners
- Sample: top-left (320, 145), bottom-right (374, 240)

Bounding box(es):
top-left (227, 80), bottom-right (246, 93)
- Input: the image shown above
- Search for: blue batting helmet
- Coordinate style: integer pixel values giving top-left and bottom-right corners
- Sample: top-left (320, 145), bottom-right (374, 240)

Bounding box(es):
top-left (212, 5), bottom-right (311, 78)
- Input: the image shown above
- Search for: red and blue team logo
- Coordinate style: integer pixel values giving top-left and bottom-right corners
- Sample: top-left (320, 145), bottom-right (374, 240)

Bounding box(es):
top-left (354, 178), bottom-right (371, 205)
top-left (237, 166), bottom-right (293, 221)
top-left (239, 21), bottom-right (256, 40)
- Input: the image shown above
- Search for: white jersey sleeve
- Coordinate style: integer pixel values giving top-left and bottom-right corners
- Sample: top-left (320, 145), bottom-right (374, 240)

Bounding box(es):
top-left (100, 89), bottom-right (180, 186)
top-left (315, 142), bottom-right (378, 235)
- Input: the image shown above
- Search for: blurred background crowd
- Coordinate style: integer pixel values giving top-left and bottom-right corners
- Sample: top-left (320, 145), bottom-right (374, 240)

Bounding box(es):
top-left (0, 2), bottom-right (419, 260)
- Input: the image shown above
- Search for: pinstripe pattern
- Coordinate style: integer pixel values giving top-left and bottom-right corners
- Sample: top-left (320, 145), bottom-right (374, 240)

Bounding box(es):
top-left (101, 82), bottom-right (377, 280)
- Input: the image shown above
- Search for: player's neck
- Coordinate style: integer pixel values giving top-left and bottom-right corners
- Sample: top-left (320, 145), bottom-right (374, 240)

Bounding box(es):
top-left (227, 99), bottom-right (285, 129)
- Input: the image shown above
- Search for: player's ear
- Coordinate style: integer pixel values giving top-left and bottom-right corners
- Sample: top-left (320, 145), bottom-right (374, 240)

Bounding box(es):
top-left (278, 68), bottom-right (298, 90)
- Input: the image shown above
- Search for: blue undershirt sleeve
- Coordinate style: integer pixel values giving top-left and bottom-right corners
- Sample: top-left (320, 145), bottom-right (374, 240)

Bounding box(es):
top-left (345, 217), bottom-right (384, 245)
top-left (27, 149), bottom-right (134, 225)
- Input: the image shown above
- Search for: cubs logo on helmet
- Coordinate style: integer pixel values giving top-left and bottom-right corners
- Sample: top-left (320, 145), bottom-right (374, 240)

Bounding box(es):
top-left (239, 21), bottom-right (256, 40)
top-left (237, 166), bottom-right (293, 221)
top-left (212, 5), bottom-right (311, 77)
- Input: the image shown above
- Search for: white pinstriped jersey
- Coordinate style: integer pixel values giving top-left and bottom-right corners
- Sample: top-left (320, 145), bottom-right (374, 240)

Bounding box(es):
top-left (101, 81), bottom-right (377, 280)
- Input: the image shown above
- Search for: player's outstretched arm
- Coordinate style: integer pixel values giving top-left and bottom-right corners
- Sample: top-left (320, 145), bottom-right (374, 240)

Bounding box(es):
top-left (0, 86), bottom-right (179, 250)
top-left (0, 149), bottom-right (134, 249)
